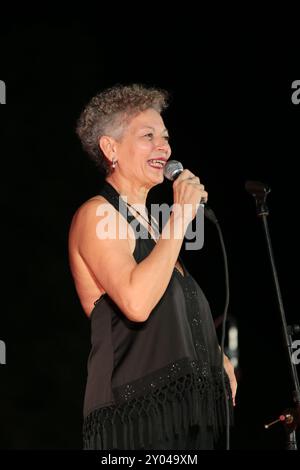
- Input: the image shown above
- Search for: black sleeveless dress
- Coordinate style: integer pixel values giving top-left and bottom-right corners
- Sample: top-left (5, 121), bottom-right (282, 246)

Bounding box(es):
top-left (82, 181), bottom-right (232, 450)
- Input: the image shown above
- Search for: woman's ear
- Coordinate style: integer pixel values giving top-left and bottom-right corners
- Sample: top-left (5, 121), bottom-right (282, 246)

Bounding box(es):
top-left (99, 135), bottom-right (117, 161)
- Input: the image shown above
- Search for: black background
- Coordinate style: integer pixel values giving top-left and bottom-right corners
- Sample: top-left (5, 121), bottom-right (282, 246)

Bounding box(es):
top-left (0, 13), bottom-right (299, 450)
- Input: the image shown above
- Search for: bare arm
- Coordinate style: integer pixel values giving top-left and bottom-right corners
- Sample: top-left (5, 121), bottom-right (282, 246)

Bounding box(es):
top-left (71, 170), bottom-right (207, 322)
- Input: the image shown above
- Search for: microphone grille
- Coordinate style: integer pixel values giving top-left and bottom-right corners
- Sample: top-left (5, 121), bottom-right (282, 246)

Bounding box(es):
top-left (163, 160), bottom-right (183, 181)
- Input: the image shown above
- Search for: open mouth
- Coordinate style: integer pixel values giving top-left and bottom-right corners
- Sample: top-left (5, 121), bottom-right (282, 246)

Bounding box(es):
top-left (147, 159), bottom-right (166, 169)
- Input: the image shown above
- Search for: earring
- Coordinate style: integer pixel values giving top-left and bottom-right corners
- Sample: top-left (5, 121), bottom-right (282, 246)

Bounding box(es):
top-left (112, 158), bottom-right (117, 169)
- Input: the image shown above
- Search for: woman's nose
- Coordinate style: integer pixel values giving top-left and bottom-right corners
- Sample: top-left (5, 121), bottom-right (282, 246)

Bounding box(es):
top-left (155, 137), bottom-right (170, 151)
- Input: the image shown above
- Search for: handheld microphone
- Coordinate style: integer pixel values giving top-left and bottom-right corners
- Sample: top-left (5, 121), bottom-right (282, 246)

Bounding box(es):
top-left (163, 160), bottom-right (217, 224)
top-left (163, 160), bottom-right (184, 181)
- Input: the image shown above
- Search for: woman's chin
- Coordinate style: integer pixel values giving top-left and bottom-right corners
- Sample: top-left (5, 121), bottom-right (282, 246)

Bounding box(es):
top-left (149, 174), bottom-right (164, 186)
top-left (146, 168), bottom-right (164, 184)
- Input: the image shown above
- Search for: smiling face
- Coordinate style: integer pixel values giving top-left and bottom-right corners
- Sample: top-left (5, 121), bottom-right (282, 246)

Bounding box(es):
top-left (112, 108), bottom-right (171, 187)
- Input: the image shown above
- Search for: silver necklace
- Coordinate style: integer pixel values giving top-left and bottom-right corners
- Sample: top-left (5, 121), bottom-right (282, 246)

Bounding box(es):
top-left (125, 201), bottom-right (160, 239)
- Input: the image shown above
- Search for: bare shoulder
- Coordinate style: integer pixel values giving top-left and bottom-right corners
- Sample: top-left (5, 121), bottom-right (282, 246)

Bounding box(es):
top-left (69, 195), bottom-right (114, 239)
top-left (70, 195), bottom-right (109, 226)
top-left (69, 194), bottom-right (135, 253)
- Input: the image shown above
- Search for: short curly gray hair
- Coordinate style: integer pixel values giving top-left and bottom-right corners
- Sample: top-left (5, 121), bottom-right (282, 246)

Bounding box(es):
top-left (76, 83), bottom-right (169, 175)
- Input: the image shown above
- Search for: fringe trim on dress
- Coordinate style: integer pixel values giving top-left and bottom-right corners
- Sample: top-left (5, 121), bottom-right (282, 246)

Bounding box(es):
top-left (83, 367), bottom-right (233, 450)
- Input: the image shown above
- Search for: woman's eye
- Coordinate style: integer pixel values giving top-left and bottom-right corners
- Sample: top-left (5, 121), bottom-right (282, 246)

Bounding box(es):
top-left (143, 133), bottom-right (170, 142)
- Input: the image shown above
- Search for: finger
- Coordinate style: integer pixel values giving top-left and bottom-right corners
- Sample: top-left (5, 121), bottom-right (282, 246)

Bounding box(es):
top-left (187, 176), bottom-right (201, 183)
top-left (199, 190), bottom-right (208, 203)
top-left (186, 180), bottom-right (204, 190)
top-left (174, 169), bottom-right (197, 183)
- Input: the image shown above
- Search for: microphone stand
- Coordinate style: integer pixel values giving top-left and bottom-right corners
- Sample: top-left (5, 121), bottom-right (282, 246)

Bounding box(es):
top-left (246, 181), bottom-right (300, 450)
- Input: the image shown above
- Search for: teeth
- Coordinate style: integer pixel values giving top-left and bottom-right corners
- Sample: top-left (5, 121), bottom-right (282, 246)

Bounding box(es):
top-left (149, 160), bottom-right (165, 165)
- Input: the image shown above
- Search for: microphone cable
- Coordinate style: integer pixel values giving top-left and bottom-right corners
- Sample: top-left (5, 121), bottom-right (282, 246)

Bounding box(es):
top-left (204, 205), bottom-right (231, 450)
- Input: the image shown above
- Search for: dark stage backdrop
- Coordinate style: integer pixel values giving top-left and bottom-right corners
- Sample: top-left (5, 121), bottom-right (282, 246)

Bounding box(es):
top-left (0, 18), bottom-right (299, 450)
